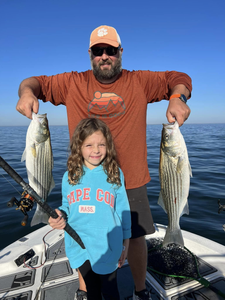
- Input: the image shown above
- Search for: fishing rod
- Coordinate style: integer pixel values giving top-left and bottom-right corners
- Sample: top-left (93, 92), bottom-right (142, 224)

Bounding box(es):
top-left (0, 156), bottom-right (85, 249)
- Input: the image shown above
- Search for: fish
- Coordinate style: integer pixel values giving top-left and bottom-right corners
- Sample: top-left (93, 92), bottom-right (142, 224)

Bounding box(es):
top-left (21, 113), bottom-right (55, 226)
top-left (158, 121), bottom-right (192, 247)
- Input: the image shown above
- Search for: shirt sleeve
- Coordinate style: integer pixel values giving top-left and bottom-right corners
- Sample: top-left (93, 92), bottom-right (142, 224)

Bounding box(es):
top-left (136, 70), bottom-right (192, 103)
top-left (33, 72), bottom-right (73, 105)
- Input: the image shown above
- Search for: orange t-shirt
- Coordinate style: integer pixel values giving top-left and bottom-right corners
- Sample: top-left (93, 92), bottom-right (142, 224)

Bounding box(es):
top-left (34, 69), bottom-right (192, 189)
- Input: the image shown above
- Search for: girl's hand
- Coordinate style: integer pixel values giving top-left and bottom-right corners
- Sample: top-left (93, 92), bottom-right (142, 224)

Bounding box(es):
top-left (118, 239), bottom-right (129, 268)
top-left (48, 209), bottom-right (66, 229)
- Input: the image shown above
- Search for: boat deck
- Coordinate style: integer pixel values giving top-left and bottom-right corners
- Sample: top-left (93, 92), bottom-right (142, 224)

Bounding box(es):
top-left (0, 224), bottom-right (225, 299)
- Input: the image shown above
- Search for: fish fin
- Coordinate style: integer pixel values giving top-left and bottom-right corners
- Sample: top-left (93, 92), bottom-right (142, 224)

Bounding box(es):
top-left (22, 145), bottom-right (37, 161)
top-left (189, 163), bottom-right (193, 177)
top-left (181, 201), bottom-right (189, 216)
top-left (21, 149), bottom-right (26, 162)
top-left (31, 145), bottom-right (37, 158)
top-left (48, 177), bottom-right (55, 195)
top-left (30, 205), bottom-right (49, 227)
top-left (162, 227), bottom-right (184, 248)
top-left (158, 191), bottom-right (167, 213)
top-left (176, 156), bottom-right (185, 173)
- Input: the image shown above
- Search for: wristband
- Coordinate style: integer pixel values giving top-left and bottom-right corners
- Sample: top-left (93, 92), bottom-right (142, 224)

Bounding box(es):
top-left (169, 94), bottom-right (187, 104)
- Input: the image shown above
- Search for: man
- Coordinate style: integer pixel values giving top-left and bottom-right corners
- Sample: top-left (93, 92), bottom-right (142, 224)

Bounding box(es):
top-left (16, 25), bottom-right (192, 300)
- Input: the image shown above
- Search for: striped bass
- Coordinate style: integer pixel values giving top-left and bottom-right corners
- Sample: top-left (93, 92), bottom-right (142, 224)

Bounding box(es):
top-left (21, 113), bottom-right (55, 226)
top-left (158, 121), bottom-right (192, 247)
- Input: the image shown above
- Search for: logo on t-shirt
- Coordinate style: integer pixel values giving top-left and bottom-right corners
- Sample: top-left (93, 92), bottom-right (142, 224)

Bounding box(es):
top-left (88, 91), bottom-right (126, 118)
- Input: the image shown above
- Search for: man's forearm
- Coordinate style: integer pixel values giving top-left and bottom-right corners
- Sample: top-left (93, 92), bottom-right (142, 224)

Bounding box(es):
top-left (18, 77), bottom-right (40, 98)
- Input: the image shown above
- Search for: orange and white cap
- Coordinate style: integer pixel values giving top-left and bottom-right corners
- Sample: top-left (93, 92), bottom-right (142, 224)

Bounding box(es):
top-left (89, 25), bottom-right (121, 48)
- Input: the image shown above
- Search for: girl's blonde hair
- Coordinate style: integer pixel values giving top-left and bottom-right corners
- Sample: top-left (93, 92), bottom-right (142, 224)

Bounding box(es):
top-left (67, 118), bottom-right (121, 186)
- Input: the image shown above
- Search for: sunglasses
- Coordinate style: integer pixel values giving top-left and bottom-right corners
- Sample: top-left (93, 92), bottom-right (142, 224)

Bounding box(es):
top-left (91, 46), bottom-right (121, 57)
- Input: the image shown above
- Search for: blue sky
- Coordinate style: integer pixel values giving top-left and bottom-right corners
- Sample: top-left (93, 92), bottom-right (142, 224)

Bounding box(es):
top-left (0, 0), bottom-right (224, 126)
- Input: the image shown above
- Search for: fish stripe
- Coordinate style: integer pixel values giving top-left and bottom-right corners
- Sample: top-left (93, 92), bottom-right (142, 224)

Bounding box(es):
top-left (160, 154), bottom-right (185, 230)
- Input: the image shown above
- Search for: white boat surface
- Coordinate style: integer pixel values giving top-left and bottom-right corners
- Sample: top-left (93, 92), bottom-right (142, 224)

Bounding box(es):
top-left (0, 223), bottom-right (225, 300)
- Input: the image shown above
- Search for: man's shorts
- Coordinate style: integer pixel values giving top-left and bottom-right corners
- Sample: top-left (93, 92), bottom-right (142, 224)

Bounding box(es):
top-left (126, 185), bottom-right (155, 239)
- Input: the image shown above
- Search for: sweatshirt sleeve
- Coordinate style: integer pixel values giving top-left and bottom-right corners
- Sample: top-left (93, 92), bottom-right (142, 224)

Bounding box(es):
top-left (115, 169), bottom-right (131, 240)
top-left (58, 172), bottom-right (70, 216)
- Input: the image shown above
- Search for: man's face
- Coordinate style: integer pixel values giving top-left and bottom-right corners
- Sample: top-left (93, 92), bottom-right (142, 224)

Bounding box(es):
top-left (89, 43), bottom-right (123, 83)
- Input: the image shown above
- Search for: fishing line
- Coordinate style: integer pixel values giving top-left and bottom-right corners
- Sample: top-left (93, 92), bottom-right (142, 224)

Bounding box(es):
top-left (0, 172), bottom-right (22, 196)
top-left (23, 228), bottom-right (55, 270)
top-left (147, 243), bottom-right (225, 299)
top-left (31, 229), bottom-right (65, 300)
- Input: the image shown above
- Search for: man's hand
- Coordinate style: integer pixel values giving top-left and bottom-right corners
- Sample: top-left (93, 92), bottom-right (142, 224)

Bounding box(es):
top-left (48, 209), bottom-right (66, 230)
top-left (16, 91), bottom-right (39, 119)
top-left (166, 97), bottom-right (191, 126)
top-left (16, 77), bottom-right (40, 119)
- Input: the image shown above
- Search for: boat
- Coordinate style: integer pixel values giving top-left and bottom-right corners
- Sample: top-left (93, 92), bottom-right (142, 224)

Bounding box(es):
top-left (0, 157), bottom-right (225, 299)
top-left (0, 223), bottom-right (225, 300)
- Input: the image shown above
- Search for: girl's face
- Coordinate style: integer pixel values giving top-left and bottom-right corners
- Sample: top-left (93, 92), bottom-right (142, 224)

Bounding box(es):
top-left (81, 130), bottom-right (107, 170)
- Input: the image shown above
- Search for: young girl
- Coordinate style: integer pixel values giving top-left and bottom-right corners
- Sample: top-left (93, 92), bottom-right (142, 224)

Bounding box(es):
top-left (49, 118), bottom-right (131, 300)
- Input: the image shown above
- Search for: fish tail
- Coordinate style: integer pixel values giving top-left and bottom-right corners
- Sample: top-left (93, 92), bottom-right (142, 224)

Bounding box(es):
top-left (162, 227), bottom-right (184, 248)
top-left (30, 205), bottom-right (49, 227)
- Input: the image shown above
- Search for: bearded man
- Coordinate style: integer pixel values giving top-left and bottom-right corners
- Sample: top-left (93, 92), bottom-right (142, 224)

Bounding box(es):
top-left (16, 25), bottom-right (192, 300)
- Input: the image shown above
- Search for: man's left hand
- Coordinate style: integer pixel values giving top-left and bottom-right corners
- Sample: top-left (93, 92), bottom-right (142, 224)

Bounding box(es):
top-left (166, 97), bottom-right (191, 126)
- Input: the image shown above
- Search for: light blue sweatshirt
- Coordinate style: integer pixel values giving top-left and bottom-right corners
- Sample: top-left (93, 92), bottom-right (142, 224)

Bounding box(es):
top-left (59, 165), bottom-right (131, 275)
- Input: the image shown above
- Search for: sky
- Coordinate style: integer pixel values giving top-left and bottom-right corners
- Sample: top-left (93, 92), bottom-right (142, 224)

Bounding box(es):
top-left (0, 0), bottom-right (224, 126)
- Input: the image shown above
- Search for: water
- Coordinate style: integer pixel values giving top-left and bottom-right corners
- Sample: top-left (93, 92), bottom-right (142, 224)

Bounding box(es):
top-left (0, 124), bottom-right (224, 250)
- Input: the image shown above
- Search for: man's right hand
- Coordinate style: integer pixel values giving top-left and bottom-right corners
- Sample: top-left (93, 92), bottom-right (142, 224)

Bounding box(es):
top-left (16, 92), bottom-right (39, 119)
top-left (16, 77), bottom-right (40, 119)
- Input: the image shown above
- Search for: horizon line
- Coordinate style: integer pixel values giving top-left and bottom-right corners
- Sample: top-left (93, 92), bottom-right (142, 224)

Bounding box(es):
top-left (0, 122), bottom-right (225, 127)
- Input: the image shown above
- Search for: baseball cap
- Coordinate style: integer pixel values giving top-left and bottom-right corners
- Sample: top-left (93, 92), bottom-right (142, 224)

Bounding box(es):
top-left (89, 25), bottom-right (121, 48)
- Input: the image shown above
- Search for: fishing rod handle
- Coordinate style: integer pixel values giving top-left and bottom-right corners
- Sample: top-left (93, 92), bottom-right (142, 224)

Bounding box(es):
top-left (40, 202), bottom-right (85, 249)
top-left (64, 224), bottom-right (85, 249)
top-left (25, 189), bottom-right (86, 249)
top-left (0, 156), bottom-right (26, 187)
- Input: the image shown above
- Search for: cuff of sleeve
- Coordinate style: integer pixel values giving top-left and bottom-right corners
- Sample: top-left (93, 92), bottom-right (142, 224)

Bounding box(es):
top-left (123, 229), bottom-right (131, 240)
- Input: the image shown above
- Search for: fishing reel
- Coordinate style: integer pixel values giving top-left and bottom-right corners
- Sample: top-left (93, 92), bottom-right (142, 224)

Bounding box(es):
top-left (7, 192), bottom-right (34, 226)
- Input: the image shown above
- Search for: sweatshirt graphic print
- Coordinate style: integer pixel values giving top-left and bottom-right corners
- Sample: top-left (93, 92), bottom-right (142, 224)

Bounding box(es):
top-left (59, 165), bottom-right (131, 274)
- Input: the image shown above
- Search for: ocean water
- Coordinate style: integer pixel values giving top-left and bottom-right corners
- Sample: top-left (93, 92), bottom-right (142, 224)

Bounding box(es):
top-left (0, 123), bottom-right (224, 250)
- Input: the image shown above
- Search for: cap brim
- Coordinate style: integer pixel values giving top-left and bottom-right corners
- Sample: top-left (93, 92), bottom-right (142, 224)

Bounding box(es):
top-left (90, 38), bottom-right (120, 48)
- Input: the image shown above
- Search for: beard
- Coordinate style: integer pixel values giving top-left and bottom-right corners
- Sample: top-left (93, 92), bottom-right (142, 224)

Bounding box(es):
top-left (91, 56), bottom-right (122, 82)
